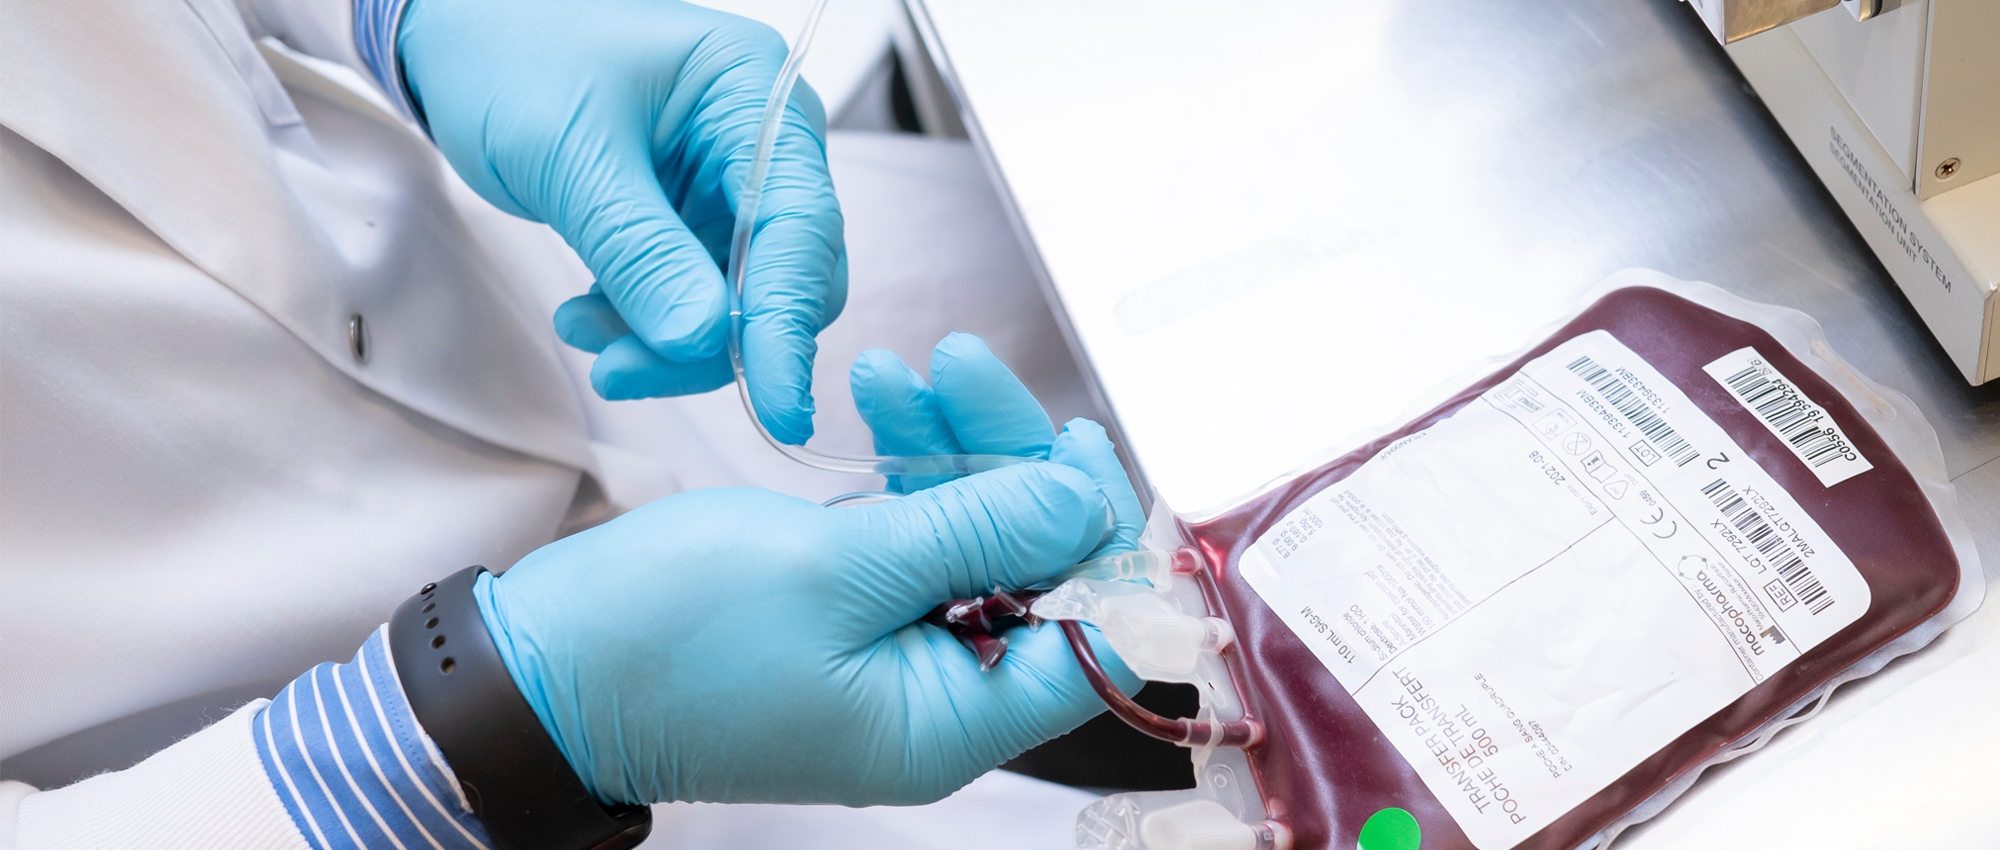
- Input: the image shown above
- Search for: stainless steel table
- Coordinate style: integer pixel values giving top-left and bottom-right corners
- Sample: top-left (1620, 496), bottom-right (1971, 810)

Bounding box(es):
top-left (906, 0), bottom-right (2000, 844)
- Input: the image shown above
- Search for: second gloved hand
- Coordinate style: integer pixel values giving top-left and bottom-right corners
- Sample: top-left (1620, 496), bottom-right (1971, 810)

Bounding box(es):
top-left (850, 332), bottom-right (1146, 554)
top-left (398, 0), bottom-right (844, 443)
top-left (473, 409), bottom-right (1142, 805)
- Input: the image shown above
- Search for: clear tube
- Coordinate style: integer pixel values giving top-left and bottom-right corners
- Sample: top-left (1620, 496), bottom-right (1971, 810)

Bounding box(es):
top-left (726, 0), bottom-right (1031, 477)
top-left (1057, 620), bottom-right (1263, 749)
top-left (1035, 548), bottom-right (1205, 589)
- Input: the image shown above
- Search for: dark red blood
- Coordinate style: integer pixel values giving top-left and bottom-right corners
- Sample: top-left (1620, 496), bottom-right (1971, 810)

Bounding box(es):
top-left (1186, 288), bottom-right (1959, 850)
top-left (969, 633), bottom-right (1010, 671)
top-left (1059, 620), bottom-right (1264, 748)
top-left (926, 589), bottom-right (1047, 669)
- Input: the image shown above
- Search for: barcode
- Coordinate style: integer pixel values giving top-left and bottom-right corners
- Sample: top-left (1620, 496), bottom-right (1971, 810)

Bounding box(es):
top-left (1701, 479), bottom-right (1833, 615)
top-left (1566, 356), bottom-right (1699, 467)
top-left (1717, 366), bottom-right (1858, 470)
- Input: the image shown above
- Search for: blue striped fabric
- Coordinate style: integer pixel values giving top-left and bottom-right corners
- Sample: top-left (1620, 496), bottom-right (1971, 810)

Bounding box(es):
top-left (254, 627), bottom-right (495, 850)
top-left (352, 0), bottom-right (420, 122)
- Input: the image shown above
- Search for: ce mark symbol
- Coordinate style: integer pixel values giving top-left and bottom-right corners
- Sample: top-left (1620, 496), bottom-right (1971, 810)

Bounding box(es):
top-left (1639, 507), bottom-right (1677, 538)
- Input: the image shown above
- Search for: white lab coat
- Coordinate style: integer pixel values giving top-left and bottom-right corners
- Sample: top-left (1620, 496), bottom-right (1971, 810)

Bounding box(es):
top-left (1, 0), bottom-right (599, 768)
top-left (0, 0), bottom-right (1104, 845)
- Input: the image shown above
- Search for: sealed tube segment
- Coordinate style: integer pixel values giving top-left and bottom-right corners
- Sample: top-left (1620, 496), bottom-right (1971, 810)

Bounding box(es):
top-left (1059, 620), bottom-right (1262, 748)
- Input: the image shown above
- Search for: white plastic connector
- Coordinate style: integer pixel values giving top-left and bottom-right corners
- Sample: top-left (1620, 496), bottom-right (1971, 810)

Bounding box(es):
top-left (1098, 593), bottom-right (1212, 677)
top-left (1139, 801), bottom-right (1261, 850)
top-left (1140, 800), bottom-right (1255, 850)
top-left (1036, 580), bottom-right (1235, 680)
top-left (1199, 617), bottom-right (1235, 653)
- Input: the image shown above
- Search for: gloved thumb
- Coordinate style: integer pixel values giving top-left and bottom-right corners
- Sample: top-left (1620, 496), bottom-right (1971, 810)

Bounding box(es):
top-left (843, 462), bottom-right (1113, 627)
top-left (1051, 419), bottom-right (1146, 557)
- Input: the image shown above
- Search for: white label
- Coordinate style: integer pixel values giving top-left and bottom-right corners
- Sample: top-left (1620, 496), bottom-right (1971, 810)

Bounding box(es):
top-left (1238, 331), bottom-right (1868, 850)
top-left (1702, 347), bottom-right (1873, 487)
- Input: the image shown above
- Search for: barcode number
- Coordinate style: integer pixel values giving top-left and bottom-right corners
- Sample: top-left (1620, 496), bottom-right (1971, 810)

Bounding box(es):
top-left (1701, 479), bottom-right (1833, 615)
top-left (1566, 357), bottom-right (1699, 467)
top-left (1717, 366), bottom-right (1859, 470)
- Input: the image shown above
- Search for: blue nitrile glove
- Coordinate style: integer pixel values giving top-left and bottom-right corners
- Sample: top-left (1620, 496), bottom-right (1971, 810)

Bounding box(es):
top-left (398, 0), bottom-right (844, 444)
top-left (474, 336), bottom-right (1143, 805)
top-left (850, 332), bottom-right (1146, 557)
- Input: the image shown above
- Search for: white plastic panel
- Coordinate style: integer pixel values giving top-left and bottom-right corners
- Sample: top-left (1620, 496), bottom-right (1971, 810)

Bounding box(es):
top-left (1915, 0), bottom-right (2000, 199)
top-left (1790, 0), bottom-right (1928, 186)
top-left (1730, 26), bottom-right (1991, 383)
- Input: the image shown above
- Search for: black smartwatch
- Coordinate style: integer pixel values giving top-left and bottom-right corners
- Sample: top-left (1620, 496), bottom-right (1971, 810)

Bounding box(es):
top-left (389, 566), bottom-right (651, 850)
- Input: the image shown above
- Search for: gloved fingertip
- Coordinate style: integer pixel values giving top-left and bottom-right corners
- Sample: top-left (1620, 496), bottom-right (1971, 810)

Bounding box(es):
top-left (849, 349), bottom-right (924, 414)
top-left (1050, 419), bottom-right (1144, 556)
top-left (1051, 421), bottom-right (1111, 463)
top-left (589, 341), bottom-right (653, 400)
top-left (643, 304), bottom-right (728, 363)
top-left (590, 337), bottom-right (733, 400)
top-left (554, 293), bottom-right (632, 354)
top-left (850, 350), bottom-right (960, 464)
top-left (928, 332), bottom-right (997, 377)
top-left (744, 351), bottom-right (817, 447)
top-left (756, 392), bottom-right (815, 446)
top-left (927, 334), bottom-right (1054, 458)
top-left (1059, 417), bottom-right (1108, 441)
top-left (1030, 462), bottom-right (1115, 558)
top-left (848, 348), bottom-right (911, 383)
top-left (1051, 423), bottom-right (1122, 474)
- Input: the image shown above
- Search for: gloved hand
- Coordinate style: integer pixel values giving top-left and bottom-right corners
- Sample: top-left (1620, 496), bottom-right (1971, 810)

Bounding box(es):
top-left (851, 333), bottom-right (1146, 554)
top-left (474, 335), bottom-right (1144, 805)
top-left (398, 0), bottom-right (843, 444)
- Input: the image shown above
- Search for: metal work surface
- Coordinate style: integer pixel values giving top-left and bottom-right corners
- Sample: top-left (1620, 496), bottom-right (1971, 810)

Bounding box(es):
top-left (910, 0), bottom-right (1999, 844)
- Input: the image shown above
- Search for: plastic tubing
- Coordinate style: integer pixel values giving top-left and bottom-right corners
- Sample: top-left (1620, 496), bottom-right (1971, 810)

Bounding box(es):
top-left (1033, 547), bottom-right (1205, 589)
top-left (743, 8), bottom-right (1195, 742)
top-left (726, 0), bottom-right (1032, 477)
top-left (1058, 620), bottom-right (1264, 749)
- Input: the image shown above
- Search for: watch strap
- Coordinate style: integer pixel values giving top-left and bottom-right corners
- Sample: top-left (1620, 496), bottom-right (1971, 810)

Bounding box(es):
top-left (389, 566), bottom-right (651, 850)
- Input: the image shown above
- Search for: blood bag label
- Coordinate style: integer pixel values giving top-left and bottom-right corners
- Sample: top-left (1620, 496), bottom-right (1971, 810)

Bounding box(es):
top-left (1236, 331), bottom-right (1867, 850)
top-left (1702, 347), bottom-right (1873, 487)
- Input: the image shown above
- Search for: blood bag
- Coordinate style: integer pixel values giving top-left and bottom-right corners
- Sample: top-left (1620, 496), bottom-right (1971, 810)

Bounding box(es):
top-left (1034, 270), bottom-right (1983, 850)
top-left (716, 17), bottom-right (1980, 843)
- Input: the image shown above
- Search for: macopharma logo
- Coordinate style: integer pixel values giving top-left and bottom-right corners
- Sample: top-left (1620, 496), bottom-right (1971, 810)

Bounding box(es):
top-left (1696, 569), bottom-right (1768, 657)
top-left (1678, 556), bottom-right (1771, 659)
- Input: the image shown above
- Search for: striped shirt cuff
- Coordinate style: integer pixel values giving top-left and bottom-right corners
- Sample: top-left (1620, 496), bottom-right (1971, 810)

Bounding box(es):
top-left (352, 0), bottom-right (421, 124)
top-left (253, 626), bottom-right (495, 850)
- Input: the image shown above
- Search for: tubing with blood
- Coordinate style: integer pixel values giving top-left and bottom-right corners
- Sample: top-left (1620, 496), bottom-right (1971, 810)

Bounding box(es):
top-left (732, 0), bottom-right (1256, 762)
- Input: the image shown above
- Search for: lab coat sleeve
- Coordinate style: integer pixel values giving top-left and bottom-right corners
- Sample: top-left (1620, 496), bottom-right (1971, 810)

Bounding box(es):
top-left (4, 628), bottom-right (496, 850)
top-left (5, 705), bottom-right (309, 850)
top-left (232, 0), bottom-right (423, 121)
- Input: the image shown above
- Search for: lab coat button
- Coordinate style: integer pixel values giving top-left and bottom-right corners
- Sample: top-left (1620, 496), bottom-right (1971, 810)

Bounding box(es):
top-left (348, 314), bottom-right (370, 363)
